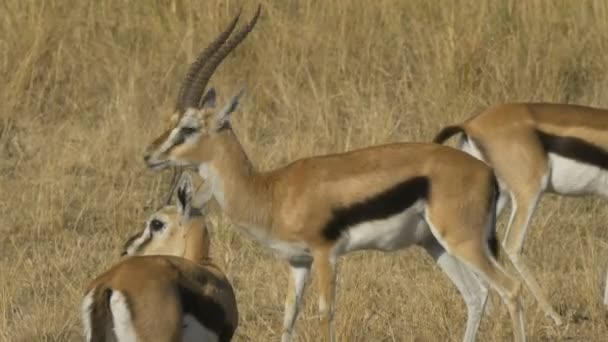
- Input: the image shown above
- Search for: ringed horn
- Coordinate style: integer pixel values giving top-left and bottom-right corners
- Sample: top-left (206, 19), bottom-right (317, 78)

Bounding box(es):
top-left (162, 5), bottom-right (262, 206)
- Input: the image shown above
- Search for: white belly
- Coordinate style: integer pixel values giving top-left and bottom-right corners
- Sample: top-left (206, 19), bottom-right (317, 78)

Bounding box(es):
top-left (237, 224), bottom-right (311, 262)
top-left (547, 153), bottom-right (608, 196)
top-left (182, 314), bottom-right (218, 342)
top-left (335, 204), bottom-right (429, 255)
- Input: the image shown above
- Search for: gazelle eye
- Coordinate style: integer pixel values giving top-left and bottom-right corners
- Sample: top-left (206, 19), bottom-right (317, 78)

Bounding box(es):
top-left (181, 127), bottom-right (197, 136)
top-left (149, 219), bottom-right (165, 232)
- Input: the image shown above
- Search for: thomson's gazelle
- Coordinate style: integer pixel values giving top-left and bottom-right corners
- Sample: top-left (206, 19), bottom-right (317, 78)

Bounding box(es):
top-left (81, 174), bottom-right (238, 342)
top-left (144, 86), bottom-right (528, 341)
top-left (142, 41), bottom-right (530, 342)
top-left (434, 102), bottom-right (608, 325)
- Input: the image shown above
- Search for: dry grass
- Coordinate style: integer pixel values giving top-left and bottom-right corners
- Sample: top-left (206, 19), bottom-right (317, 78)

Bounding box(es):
top-left (1, 0), bottom-right (608, 341)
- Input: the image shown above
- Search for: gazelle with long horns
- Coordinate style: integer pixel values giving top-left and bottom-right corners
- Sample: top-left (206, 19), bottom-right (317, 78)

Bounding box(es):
top-left (81, 174), bottom-right (238, 341)
top-left (434, 103), bottom-right (608, 326)
top-left (141, 6), bottom-right (528, 341)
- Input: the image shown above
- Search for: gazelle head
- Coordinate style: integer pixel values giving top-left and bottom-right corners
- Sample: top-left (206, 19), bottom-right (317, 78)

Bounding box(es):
top-left (122, 173), bottom-right (214, 262)
top-left (145, 88), bottom-right (245, 169)
top-left (144, 6), bottom-right (260, 171)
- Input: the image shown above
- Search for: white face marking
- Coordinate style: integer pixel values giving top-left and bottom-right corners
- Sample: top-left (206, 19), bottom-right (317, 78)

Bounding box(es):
top-left (150, 110), bottom-right (202, 168)
top-left (198, 163), bottom-right (226, 208)
top-left (547, 153), bottom-right (607, 196)
top-left (334, 202), bottom-right (428, 256)
top-left (81, 289), bottom-right (95, 342)
top-left (109, 291), bottom-right (138, 342)
top-left (182, 314), bottom-right (219, 342)
top-left (126, 227), bottom-right (152, 256)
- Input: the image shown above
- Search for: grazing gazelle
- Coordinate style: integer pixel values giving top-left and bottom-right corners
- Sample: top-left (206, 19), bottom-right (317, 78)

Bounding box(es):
top-left (140, 8), bottom-right (529, 338)
top-left (81, 174), bottom-right (238, 342)
top-left (434, 102), bottom-right (608, 326)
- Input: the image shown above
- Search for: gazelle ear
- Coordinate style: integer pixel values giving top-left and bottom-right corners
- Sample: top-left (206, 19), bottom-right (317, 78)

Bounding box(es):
top-left (176, 173), bottom-right (194, 217)
top-left (214, 88), bottom-right (246, 131)
top-left (199, 88), bottom-right (217, 109)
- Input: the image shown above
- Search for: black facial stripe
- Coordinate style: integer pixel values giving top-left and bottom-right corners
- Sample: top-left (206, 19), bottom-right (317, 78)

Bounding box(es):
top-left (166, 127), bottom-right (199, 153)
top-left (121, 230), bottom-right (151, 256)
top-left (171, 131), bottom-right (187, 148)
top-left (535, 130), bottom-right (608, 169)
top-left (121, 232), bottom-right (142, 255)
top-left (181, 127), bottom-right (198, 135)
top-left (322, 176), bottom-right (430, 240)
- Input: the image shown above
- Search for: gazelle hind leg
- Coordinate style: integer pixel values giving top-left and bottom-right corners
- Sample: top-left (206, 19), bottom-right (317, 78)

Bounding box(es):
top-left (425, 211), bottom-right (526, 342)
top-left (422, 238), bottom-right (489, 342)
top-left (584, 178), bottom-right (608, 306)
top-left (282, 259), bottom-right (312, 342)
top-left (502, 190), bottom-right (563, 325)
top-left (449, 239), bottom-right (526, 342)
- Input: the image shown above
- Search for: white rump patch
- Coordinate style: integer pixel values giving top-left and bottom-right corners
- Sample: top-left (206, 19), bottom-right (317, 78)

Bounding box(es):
top-left (109, 291), bottom-right (138, 342)
top-left (460, 137), bottom-right (486, 163)
top-left (182, 314), bottom-right (219, 342)
top-left (81, 289), bottom-right (95, 342)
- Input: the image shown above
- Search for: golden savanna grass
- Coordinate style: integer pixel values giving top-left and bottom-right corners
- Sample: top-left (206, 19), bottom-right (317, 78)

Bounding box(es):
top-left (1, 0), bottom-right (608, 341)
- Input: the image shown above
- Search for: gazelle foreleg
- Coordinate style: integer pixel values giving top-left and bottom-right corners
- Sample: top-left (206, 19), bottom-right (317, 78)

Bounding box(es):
top-left (281, 259), bottom-right (312, 342)
top-left (314, 248), bottom-right (337, 342)
top-left (502, 188), bottom-right (563, 325)
top-left (422, 238), bottom-right (489, 342)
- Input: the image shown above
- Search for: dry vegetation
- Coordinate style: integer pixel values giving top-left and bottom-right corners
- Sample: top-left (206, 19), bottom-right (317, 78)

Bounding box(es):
top-left (2, 0), bottom-right (608, 341)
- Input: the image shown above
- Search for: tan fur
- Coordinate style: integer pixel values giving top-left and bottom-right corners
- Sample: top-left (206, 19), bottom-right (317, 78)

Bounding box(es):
top-left (82, 184), bottom-right (238, 341)
top-left (144, 96), bottom-right (527, 341)
top-left (435, 102), bottom-right (608, 326)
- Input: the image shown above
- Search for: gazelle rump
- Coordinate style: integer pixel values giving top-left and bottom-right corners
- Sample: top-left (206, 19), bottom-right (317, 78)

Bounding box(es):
top-left (434, 102), bottom-right (608, 325)
top-left (144, 85), bottom-right (528, 341)
top-left (81, 174), bottom-right (238, 342)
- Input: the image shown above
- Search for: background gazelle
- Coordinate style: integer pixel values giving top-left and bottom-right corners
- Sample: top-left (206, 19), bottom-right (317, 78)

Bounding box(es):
top-left (141, 8), bottom-right (528, 340)
top-left (434, 103), bottom-right (608, 326)
top-left (81, 174), bottom-right (238, 342)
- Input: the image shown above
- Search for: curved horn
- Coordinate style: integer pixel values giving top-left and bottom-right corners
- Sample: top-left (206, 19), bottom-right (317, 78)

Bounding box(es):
top-left (175, 9), bottom-right (242, 114)
top-left (183, 4), bottom-right (261, 110)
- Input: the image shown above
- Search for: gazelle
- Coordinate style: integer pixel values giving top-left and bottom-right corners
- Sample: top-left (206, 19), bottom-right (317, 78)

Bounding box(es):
top-left (434, 102), bottom-right (608, 326)
top-left (140, 7), bottom-right (527, 341)
top-left (81, 174), bottom-right (238, 342)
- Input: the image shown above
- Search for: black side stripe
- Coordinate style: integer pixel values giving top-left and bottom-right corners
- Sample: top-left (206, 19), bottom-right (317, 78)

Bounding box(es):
top-left (535, 130), bottom-right (608, 169)
top-left (322, 176), bottom-right (430, 240)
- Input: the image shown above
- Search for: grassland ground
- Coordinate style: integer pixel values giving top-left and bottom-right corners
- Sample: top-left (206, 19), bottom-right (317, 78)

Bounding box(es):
top-left (1, 1), bottom-right (608, 341)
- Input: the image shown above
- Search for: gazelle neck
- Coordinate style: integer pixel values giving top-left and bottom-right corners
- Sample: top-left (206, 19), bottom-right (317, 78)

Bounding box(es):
top-left (201, 129), bottom-right (274, 232)
top-left (183, 218), bottom-right (211, 264)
